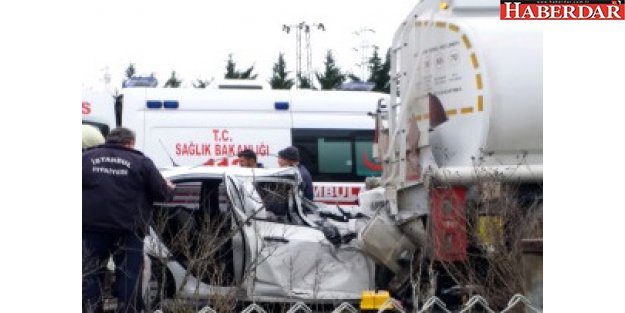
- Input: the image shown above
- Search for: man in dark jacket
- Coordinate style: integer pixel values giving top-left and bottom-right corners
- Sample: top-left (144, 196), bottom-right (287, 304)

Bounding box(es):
top-left (277, 146), bottom-right (314, 201)
top-left (83, 127), bottom-right (174, 313)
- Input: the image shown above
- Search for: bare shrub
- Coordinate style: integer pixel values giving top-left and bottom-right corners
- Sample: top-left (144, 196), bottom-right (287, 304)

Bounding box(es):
top-left (147, 178), bottom-right (292, 312)
top-left (405, 163), bottom-right (543, 311)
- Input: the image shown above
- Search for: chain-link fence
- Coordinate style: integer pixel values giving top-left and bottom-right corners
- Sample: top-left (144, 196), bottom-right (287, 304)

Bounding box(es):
top-left (152, 294), bottom-right (541, 313)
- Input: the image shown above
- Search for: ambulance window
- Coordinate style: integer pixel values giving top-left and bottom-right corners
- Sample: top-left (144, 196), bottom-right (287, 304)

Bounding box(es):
top-left (355, 140), bottom-right (379, 177)
top-left (318, 138), bottom-right (352, 174)
top-left (292, 128), bottom-right (381, 182)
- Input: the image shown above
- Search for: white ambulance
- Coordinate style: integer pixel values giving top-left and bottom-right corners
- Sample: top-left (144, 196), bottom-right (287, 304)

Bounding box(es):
top-left (82, 88), bottom-right (116, 138)
top-left (82, 86), bottom-right (388, 205)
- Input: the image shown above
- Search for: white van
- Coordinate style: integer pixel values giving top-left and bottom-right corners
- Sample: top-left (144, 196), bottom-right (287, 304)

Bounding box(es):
top-left (82, 89), bottom-right (116, 138)
top-left (83, 87), bottom-right (388, 205)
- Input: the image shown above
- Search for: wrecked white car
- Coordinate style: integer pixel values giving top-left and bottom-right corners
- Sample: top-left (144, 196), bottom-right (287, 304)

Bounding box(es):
top-left (143, 166), bottom-right (374, 307)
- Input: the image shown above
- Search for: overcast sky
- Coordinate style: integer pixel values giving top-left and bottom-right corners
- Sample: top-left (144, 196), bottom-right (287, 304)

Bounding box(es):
top-left (81, 0), bottom-right (417, 89)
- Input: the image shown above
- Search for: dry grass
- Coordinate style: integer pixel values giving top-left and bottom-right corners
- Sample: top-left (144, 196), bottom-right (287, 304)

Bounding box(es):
top-left (401, 175), bottom-right (543, 311)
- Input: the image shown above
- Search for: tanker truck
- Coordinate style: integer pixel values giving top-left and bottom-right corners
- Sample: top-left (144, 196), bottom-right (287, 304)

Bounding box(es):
top-left (357, 0), bottom-right (542, 309)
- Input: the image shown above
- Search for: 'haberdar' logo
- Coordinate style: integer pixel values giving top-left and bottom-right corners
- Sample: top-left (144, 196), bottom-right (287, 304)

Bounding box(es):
top-left (500, 0), bottom-right (625, 20)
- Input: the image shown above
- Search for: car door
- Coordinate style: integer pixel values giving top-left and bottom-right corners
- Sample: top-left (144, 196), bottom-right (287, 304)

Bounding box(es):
top-left (222, 172), bottom-right (267, 299)
top-left (225, 170), bottom-right (374, 301)
top-left (145, 172), bottom-right (259, 300)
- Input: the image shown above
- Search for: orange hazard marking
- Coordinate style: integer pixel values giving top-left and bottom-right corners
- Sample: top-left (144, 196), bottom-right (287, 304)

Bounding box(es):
top-left (446, 109), bottom-right (458, 116)
top-left (409, 20), bottom-right (485, 119)
top-left (462, 34), bottom-right (472, 49)
top-left (411, 113), bottom-right (431, 122)
top-left (471, 53), bottom-right (479, 69)
top-left (461, 107), bottom-right (474, 114)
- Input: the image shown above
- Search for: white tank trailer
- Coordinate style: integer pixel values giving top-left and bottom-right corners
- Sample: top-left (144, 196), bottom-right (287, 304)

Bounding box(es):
top-left (357, 0), bottom-right (542, 308)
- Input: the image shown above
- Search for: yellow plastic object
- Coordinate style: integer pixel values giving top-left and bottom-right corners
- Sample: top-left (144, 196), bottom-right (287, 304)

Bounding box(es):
top-left (360, 291), bottom-right (376, 310)
top-left (440, 2), bottom-right (449, 10)
top-left (477, 216), bottom-right (504, 245)
top-left (360, 290), bottom-right (393, 310)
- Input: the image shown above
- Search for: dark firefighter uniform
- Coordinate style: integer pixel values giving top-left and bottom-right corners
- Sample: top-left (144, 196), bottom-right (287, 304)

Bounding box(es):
top-left (82, 144), bottom-right (172, 313)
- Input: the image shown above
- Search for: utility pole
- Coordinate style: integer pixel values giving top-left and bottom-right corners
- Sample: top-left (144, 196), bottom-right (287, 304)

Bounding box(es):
top-left (353, 27), bottom-right (376, 81)
top-left (99, 66), bottom-right (113, 93)
top-left (282, 22), bottom-right (325, 88)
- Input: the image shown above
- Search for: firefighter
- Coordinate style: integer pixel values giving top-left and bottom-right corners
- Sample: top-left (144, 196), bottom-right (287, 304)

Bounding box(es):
top-left (82, 127), bottom-right (174, 313)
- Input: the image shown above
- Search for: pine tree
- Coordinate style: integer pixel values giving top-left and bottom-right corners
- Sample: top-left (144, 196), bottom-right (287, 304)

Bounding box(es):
top-left (269, 53), bottom-right (294, 89)
top-left (225, 54), bottom-right (258, 79)
top-left (193, 79), bottom-right (211, 88)
top-left (163, 71), bottom-right (182, 88)
top-left (225, 54), bottom-right (237, 79)
top-left (240, 66), bottom-right (258, 79)
top-left (298, 75), bottom-right (312, 89)
top-left (367, 47), bottom-right (390, 93)
top-left (125, 63), bottom-right (136, 79)
top-left (367, 47), bottom-right (383, 84)
top-left (381, 48), bottom-right (391, 93)
top-left (315, 50), bottom-right (345, 90)
top-left (122, 63), bottom-right (136, 87)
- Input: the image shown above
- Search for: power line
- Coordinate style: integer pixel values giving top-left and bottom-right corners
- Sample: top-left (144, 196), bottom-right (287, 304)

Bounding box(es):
top-left (282, 22), bottom-right (325, 88)
top-left (353, 27), bottom-right (376, 81)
